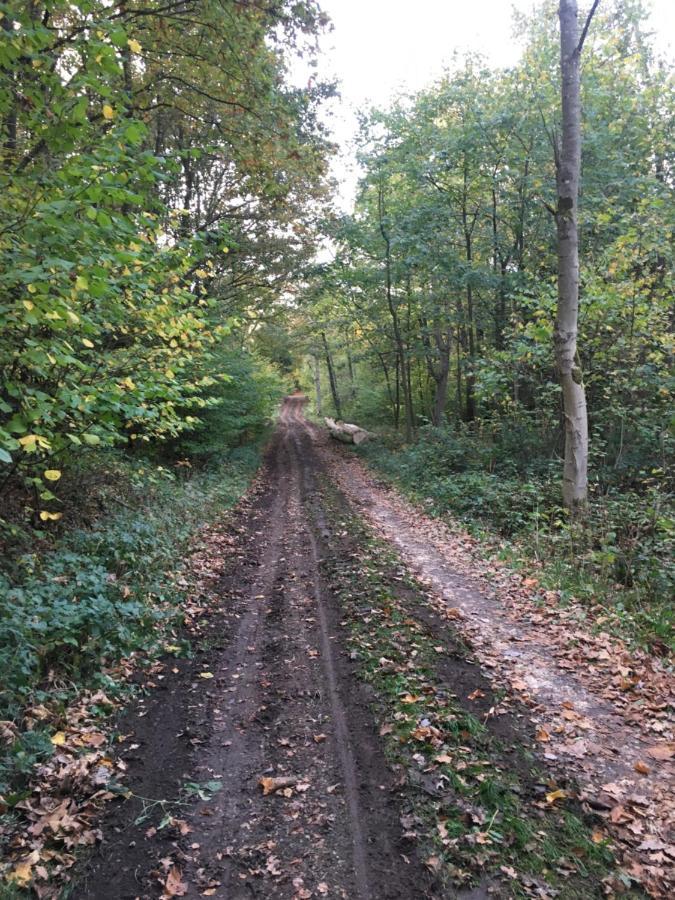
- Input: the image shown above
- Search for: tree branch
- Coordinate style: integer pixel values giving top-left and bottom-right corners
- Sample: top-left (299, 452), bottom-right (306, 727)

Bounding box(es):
top-left (576, 0), bottom-right (601, 55)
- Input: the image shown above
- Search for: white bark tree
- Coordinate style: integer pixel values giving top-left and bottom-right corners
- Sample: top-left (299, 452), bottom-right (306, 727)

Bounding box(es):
top-left (554, 0), bottom-right (600, 509)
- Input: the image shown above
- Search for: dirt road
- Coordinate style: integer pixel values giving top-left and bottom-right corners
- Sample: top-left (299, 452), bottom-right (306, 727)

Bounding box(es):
top-left (77, 397), bottom-right (437, 899)
top-left (76, 397), bottom-right (673, 899)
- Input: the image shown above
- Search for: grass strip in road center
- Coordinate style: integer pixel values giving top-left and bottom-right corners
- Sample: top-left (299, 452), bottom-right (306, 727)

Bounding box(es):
top-left (315, 477), bottom-right (631, 899)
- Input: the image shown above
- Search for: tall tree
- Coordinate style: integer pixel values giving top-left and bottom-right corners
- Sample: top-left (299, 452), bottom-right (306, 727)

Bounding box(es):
top-left (554, 0), bottom-right (599, 509)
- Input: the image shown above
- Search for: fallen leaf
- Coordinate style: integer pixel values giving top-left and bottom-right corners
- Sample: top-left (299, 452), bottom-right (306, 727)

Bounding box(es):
top-left (51, 731), bottom-right (67, 746)
top-left (400, 694), bottom-right (422, 704)
top-left (313, 733), bottom-right (326, 743)
top-left (634, 761), bottom-right (650, 775)
top-left (165, 865), bottom-right (188, 897)
top-left (317, 883), bottom-right (328, 895)
top-left (8, 859), bottom-right (34, 887)
top-left (546, 789), bottom-right (567, 803)
top-left (199, 672), bottom-right (214, 679)
top-left (434, 753), bottom-right (452, 764)
top-left (646, 744), bottom-right (674, 761)
top-left (536, 727), bottom-right (550, 742)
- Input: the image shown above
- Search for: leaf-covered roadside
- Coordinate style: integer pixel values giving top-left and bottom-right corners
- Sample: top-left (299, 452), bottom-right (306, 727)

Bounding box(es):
top-left (357, 434), bottom-right (673, 655)
top-left (0, 446), bottom-right (262, 896)
top-left (317, 479), bottom-right (644, 899)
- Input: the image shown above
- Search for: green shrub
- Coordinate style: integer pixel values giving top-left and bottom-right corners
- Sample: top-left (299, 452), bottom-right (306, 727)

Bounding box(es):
top-left (0, 445), bottom-right (261, 795)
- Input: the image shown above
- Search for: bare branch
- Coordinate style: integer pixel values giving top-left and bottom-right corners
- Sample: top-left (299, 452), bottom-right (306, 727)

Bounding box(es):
top-left (576, 0), bottom-right (601, 55)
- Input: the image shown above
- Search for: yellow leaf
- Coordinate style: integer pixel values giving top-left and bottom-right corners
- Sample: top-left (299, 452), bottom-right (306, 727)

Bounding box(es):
top-left (40, 511), bottom-right (62, 521)
top-left (82, 338), bottom-right (94, 348)
top-left (8, 860), bottom-right (34, 887)
top-left (44, 469), bottom-right (61, 481)
top-left (51, 731), bottom-right (66, 746)
top-left (102, 104), bottom-right (114, 120)
top-left (18, 434), bottom-right (38, 449)
top-left (127, 38), bottom-right (142, 54)
top-left (545, 789), bottom-right (566, 803)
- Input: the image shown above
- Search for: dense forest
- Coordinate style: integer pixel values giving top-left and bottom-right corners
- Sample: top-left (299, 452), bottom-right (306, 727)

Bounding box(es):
top-left (0, 1), bottom-right (673, 898)
top-left (301, 0), bottom-right (673, 648)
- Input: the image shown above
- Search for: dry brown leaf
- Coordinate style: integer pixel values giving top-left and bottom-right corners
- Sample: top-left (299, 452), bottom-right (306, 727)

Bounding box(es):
top-left (646, 744), bottom-right (674, 761)
top-left (536, 727), bottom-right (550, 742)
top-left (634, 760), bottom-right (650, 775)
top-left (164, 865), bottom-right (188, 897)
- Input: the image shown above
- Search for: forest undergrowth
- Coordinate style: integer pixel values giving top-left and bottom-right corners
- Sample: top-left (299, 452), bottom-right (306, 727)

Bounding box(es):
top-left (355, 423), bottom-right (673, 655)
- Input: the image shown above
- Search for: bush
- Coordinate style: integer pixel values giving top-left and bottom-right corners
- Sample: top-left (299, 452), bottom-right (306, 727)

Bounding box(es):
top-left (0, 445), bottom-right (261, 795)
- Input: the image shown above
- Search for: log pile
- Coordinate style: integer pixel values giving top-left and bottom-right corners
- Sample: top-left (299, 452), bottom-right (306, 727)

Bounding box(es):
top-left (324, 417), bottom-right (374, 446)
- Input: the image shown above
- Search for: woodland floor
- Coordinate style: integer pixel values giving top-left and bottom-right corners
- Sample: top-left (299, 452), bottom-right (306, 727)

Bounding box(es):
top-left (69, 397), bottom-right (673, 900)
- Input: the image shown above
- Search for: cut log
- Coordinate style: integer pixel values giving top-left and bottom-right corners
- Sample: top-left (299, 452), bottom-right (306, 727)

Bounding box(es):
top-left (324, 417), bottom-right (374, 446)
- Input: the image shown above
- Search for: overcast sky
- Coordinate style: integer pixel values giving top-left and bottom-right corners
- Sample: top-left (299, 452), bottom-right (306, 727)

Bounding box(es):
top-left (299, 0), bottom-right (674, 208)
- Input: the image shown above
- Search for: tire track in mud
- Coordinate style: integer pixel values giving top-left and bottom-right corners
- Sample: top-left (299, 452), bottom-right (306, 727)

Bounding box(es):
top-left (285, 409), bottom-right (371, 899)
top-left (76, 397), bottom-right (443, 900)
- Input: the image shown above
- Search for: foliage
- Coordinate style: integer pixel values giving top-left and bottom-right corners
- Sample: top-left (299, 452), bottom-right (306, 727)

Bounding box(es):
top-left (0, 444), bottom-right (261, 797)
top-left (298, 0), bottom-right (673, 648)
top-left (0, 0), bottom-right (331, 524)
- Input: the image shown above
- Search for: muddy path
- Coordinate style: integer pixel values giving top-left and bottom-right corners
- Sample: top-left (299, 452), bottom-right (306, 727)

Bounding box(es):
top-left (76, 397), bottom-right (438, 900)
top-left (74, 397), bottom-right (673, 900)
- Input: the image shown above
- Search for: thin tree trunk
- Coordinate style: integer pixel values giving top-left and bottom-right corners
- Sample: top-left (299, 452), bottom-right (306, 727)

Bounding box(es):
top-left (344, 329), bottom-right (356, 398)
top-left (554, 0), bottom-right (598, 509)
top-left (312, 354), bottom-right (322, 416)
top-left (378, 182), bottom-right (413, 440)
top-left (321, 331), bottom-right (342, 419)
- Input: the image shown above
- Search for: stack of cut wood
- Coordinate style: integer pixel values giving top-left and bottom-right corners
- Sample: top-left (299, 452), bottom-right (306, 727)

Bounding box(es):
top-left (324, 417), bottom-right (374, 445)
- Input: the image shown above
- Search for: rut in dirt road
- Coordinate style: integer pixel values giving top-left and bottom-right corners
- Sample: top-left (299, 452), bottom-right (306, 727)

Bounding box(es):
top-left (78, 396), bottom-right (436, 900)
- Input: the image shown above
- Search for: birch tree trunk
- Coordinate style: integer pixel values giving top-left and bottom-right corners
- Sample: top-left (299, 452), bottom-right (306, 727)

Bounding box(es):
top-left (554, 0), bottom-right (598, 510)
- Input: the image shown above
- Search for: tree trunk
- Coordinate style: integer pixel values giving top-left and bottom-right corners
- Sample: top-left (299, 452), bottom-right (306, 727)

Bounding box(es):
top-left (554, 0), bottom-right (597, 509)
top-left (312, 354), bottom-right (322, 416)
top-left (378, 181), bottom-right (414, 441)
top-left (321, 331), bottom-right (342, 419)
top-left (344, 330), bottom-right (356, 398)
